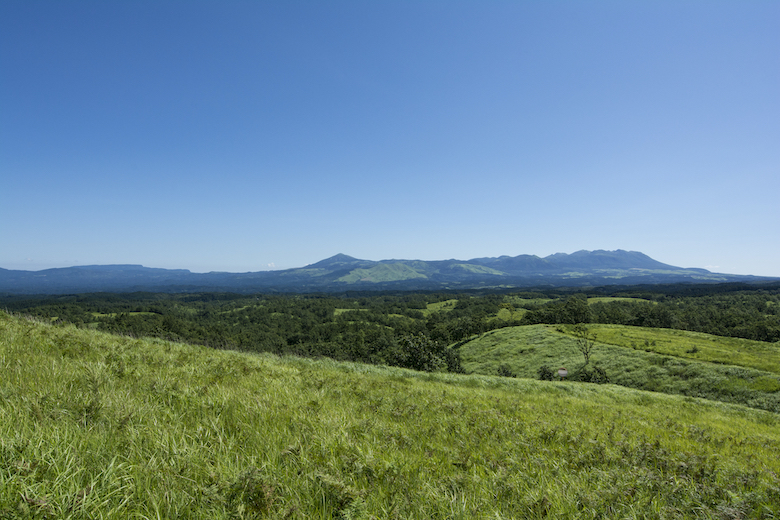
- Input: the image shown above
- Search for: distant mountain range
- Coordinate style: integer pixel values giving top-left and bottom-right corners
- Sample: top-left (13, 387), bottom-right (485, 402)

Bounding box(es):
top-left (0, 250), bottom-right (775, 294)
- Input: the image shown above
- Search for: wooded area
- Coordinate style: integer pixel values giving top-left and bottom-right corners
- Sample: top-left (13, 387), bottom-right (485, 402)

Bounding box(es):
top-left (3, 282), bottom-right (779, 373)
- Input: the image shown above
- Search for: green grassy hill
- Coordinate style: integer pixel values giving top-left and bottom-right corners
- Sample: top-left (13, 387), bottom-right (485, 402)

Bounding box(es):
top-left (586, 324), bottom-right (780, 373)
top-left (2, 311), bottom-right (780, 518)
top-left (336, 263), bottom-right (428, 283)
top-left (459, 324), bottom-right (780, 413)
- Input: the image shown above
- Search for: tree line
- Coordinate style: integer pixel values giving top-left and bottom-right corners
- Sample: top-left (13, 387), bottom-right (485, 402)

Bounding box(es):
top-left (2, 282), bottom-right (778, 373)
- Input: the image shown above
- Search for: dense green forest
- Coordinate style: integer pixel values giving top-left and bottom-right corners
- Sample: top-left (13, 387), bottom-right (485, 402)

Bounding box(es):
top-left (3, 282), bottom-right (779, 375)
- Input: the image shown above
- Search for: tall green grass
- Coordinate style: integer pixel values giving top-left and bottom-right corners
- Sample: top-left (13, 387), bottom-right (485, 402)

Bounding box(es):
top-left (2, 311), bottom-right (780, 518)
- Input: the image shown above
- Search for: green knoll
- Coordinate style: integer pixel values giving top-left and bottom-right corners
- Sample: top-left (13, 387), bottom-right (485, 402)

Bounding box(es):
top-left (585, 324), bottom-right (780, 374)
top-left (336, 264), bottom-right (427, 283)
top-left (2, 311), bottom-right (779, 519)
top-left (460, 324), bottom-right (780, 412)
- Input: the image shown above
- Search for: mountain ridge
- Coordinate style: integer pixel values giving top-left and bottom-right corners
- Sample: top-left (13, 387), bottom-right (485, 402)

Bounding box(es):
top-left (1, 250), bottom-right (775, 294)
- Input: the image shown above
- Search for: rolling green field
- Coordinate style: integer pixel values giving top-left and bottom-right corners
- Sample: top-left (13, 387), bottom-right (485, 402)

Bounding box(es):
top-left (586, 297), bottom-right (655, 305)
top-left (584, 324), bottom-right (780, 374)
top-left (424, 299), bottom-right (458, 314)
top-left (459, 324), bottom-right (780, 413)
top-left (2, 311), bottom-right (780, 518)
top-left (90, 312), bottom-right (158, 319)
top-left (336, 264), bottom-right (428, 283)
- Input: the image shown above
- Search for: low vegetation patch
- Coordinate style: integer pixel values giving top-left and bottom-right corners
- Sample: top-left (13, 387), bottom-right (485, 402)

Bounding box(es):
top-left (586, 297), bottom-right (655, 305)
top-left (423, 299), bottom-right (458, 315)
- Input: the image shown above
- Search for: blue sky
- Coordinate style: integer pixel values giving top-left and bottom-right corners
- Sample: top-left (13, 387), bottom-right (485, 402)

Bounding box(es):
top-left (2, 1), bottom-right (778, 276)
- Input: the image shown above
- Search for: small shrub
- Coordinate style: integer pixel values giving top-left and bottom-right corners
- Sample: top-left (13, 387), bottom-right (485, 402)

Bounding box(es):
top-left (572, 366), bottom-right (610, 384)
top-left (590, 366), bottom-right (610, 384)
top-left (538, 365), bottom-right (555, 381)
top-left (497, 364), bottom-right (516, 378)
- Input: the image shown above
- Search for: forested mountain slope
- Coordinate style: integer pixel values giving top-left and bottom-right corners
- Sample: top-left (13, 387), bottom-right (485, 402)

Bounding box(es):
top-left (2, 250), bottom-right (773, 294)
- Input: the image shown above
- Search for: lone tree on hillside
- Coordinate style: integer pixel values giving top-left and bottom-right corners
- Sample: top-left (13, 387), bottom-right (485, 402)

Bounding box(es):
top-left (572, 323), bottom-right (596, 366)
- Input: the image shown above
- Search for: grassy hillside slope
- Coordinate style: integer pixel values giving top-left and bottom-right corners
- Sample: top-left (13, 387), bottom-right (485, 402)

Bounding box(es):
top-left (459, 324), bottom-right (780, 413)
top-left (586, 324), bottom-right (780, 374)
top-left (336, 264), bottom-right (428, 283)
top-left (2, 311), bottom-right (780, 519)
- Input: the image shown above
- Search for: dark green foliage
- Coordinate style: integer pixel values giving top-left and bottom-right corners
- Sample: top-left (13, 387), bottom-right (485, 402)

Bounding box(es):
top-left (522, 295), bottom-right (592, 325)
top-left (0, 292), bottom-right (470, 374)
top-left (570, 365), bottom-right (610, 384)
top-left (497, 363), bottom-right (516, 378)
top-left (537, 365), bottom-right (555, 381)
top-left (587, 288), bottom-right (780, 342)
top-left (396, 333), bottom-right (447, 372)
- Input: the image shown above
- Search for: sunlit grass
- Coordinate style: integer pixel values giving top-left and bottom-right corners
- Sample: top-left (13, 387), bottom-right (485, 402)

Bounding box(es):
top-left (586, 297), bottom-right (656, 305)
top-left (90, 311), bottom-right (158, 318)
top-left (424, 299), bottom-right (458, 314)
top-left (333, 308), bottom-right (368, 316)
top-left (460, 324), bottom-right (780, 413)
top-left (585, 324), bottom-right (780, 374)
top-left (2, 312), bottom-right (780, 518)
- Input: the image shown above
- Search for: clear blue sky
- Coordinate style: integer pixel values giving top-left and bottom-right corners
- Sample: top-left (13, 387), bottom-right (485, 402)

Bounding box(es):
top-left (2, 1), bottom-right (778, 276)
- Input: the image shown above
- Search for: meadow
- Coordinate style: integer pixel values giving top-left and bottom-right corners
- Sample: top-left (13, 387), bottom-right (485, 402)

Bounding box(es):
top-left (2, 310), bottom-right (780, 518)
top-left (585, 324), bottom-right (780, 374)
top-left (459, 324), bottom-right (780, 413)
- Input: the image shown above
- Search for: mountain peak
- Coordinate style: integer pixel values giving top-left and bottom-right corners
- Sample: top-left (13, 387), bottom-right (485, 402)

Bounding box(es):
top-left (306, 254), bottom-right (363, 268)
top-left (541, 250), bottom-right (677, 270)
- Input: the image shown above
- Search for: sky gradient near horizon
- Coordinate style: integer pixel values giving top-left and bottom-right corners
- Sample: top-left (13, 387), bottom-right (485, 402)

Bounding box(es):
top-left (2, 1), bottom-right (779, 276)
